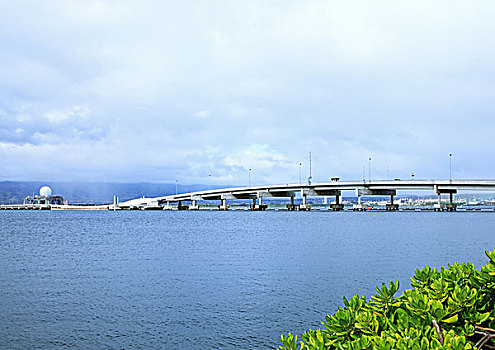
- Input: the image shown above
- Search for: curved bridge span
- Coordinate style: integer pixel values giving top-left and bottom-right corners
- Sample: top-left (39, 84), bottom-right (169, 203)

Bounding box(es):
top-left (120, 179), bottom-right (495, 211)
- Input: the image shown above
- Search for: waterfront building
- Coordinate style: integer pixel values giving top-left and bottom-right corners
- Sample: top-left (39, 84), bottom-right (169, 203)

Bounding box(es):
top-left (23, 186), bottom-right (64, 205)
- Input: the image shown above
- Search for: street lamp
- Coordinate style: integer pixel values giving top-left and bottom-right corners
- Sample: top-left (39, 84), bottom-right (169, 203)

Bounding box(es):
top-left (368, 157), bottom-right (372, 183)
top-left (449, 153), bottom-right (453, 183)
top-left (299, 163), bottom-right (302, 184)
top-left (249, 168), bottom-right (252, 187)
top-left (175, 180), bottom-right (178, 195)
top-left (208, 174), bottom-right (211, 191)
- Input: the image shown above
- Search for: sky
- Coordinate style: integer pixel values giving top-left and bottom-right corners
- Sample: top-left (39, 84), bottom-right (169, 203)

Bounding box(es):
top-left (0, 0), bottom-right (494, 186)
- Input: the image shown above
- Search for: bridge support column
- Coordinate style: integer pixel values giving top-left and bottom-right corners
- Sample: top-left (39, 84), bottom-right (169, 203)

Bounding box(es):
top-left (330, 193), bottom-right (344, 211)
top-left (299, 194), bottom-right (311, 211)
top-left (286, 196), bottom-right (296, 211)
top-left (386, 194), bottom-right (399, 211)
top-left (446, 193), bottom-right (457, 211)
top-left (250, 198), bottom-right (256, 210)
top-left (434, 186), bottom-right (457, 212)
top-left (251, 195), bottom-right (267, 211)
top-left (286, 196), bottom-right (297, 211)
top-left (353, 195), bottom-right (365, 211)
top-left (434, 193), bottom-right (443, 211)
top-left (189, 200), bottom-right (200, 210)
top-left (177, 200), bottom-right (189, 210)
top-left (219, 198), bottom-right (229, 211)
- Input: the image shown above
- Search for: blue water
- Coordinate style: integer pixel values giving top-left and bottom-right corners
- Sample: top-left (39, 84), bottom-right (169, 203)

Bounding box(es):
top-left (0, 211), bottom-right (493, 349)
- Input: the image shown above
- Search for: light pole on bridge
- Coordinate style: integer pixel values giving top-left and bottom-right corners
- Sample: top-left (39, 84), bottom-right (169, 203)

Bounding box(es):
top-left (299, 163), bottom-right (302, 185)
top-left (175, 180), bottom-right (178, 195)
top-left (449, 153), bottom-right (453, 183)
top-left (208, 174), bottom-right (211, 191)
top-left (368, 157), bottom-right (372, 183)
top-left (249, 168), bottom-right (251, 187)
top-left (307, 152), bottom-right (312, 185)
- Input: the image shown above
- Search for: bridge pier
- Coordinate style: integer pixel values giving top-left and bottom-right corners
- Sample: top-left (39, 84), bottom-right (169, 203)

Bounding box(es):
top-left (386, 194), bottom-right (399, 211)
top-left (446, 192), bottom-right (457, 211)
top-left (286, 196), bottom-right (297, 211)
top-left (251, 195), bottom-right (267, 211)
top-left (330, 193), bottom-right (344, 211)
top-left (299, 193), bottom-right (311, 211)
top-left (219, 198), bottom-right (229, 211)
top-left (189, 199), bottom-right (200, 210)
top-left (434, 193), bottom-right (443, 211)
top-left (177, 200), bottom-right (189, 210)
top-left (353, 194), bottom-right (366, 211)
top-left (250, 198), bottom-right (256, 210)
top-left (434, 186), bottom-right (456, 211)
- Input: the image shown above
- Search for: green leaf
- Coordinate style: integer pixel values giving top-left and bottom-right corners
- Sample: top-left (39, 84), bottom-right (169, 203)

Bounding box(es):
top-left (442, 314), bottom-right (458, 323)
top-left (477, 311), bottom-right (490, 324)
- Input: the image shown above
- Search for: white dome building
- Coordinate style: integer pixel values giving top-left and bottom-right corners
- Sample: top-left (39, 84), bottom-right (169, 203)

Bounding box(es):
top-left (39, 186), bottom-right (53, 197)
top-left (23, 185), bottom-right (64, 207)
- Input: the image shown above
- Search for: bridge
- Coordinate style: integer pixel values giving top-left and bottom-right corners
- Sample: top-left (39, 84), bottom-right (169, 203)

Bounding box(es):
top-left (118, 179), bottom-right (495, 212)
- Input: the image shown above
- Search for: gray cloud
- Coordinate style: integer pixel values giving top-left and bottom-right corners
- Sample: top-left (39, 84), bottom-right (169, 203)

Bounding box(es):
top-left (0, 104), bottom-right (106, 145)
top-left (0, 0), bottom-right (494, 184)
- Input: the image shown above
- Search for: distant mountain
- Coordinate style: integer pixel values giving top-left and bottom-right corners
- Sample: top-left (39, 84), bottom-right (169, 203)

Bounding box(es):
top-left (0, 181), bottom-right (222, 204)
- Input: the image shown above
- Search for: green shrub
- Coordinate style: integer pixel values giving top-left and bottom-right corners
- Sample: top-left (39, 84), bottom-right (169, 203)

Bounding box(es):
top-left (280, 248), bottom-right (495, 350)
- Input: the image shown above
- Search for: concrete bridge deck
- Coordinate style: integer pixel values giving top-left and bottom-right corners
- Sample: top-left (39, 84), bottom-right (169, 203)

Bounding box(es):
top-left (118, 179), bottom-right (495, 211)
top-left (3, 179), bottom-right (494, 211)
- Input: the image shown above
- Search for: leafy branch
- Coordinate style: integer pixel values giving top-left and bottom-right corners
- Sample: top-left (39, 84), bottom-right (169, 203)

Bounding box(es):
top-left (280, 248), bottom-right (495, 350)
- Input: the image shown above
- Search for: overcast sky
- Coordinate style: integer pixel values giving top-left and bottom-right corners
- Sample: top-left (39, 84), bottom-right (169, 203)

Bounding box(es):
top-left (1, 0), bottom-right (494, 185)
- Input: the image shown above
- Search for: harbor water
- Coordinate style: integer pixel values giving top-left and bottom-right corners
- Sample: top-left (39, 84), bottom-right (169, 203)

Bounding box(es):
top-left (0, 211), bottom-right (493, 349)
